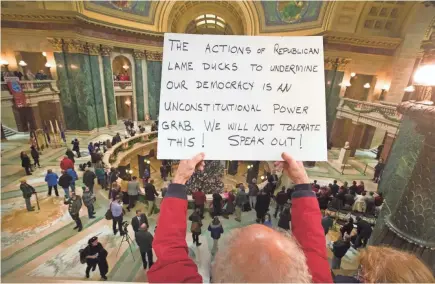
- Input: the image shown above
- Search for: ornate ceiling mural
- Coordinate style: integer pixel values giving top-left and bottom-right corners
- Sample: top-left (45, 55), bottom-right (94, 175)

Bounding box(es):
top-left (261, 1), bottom-right (323, 26)
top-left (84, 0), bottom-right (158, 24)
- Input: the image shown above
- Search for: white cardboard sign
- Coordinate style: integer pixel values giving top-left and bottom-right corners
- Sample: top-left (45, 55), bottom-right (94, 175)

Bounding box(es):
top-left (157, 33), bottom-right (327, 161)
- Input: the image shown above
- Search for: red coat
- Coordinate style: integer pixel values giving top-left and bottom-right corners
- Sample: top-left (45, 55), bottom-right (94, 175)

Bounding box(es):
top-left (147, 183), bottom-right (332, 283)
top-left (60, 158), bottom-right (74, 171)
top-left (192, 191), bottom-right (206, 205)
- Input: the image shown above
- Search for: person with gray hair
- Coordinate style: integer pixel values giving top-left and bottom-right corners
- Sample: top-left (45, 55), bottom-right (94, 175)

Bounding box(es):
top-left (135, 223), bottom-right (154, 270)
top-left (248, 178), bottom-right (259, 208)
top-left (147, 152), bottom-right (332, 283)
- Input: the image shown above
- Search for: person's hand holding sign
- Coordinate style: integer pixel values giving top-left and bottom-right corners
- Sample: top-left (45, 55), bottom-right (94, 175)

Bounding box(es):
top-left (275, 152), bottom-right (309, 184)
top-left (173, 153), bottom-right (205, 185)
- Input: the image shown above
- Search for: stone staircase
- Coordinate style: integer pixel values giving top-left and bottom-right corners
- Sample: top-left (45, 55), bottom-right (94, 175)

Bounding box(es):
top-left (2, 125), bottom-right (19, 137)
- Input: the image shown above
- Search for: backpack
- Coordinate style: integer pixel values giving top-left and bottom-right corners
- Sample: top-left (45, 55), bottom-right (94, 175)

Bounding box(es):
top-left (79, 247), bottom-right (88, 264)
top-left (105, 202), bottom-right (113, 220)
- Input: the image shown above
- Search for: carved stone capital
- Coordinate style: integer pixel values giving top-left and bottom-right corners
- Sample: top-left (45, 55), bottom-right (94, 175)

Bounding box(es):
top-left (100, 45), bottom-right (113, 57)
top-left (324, 57), bottom-right (351, 71)
top-left (86, 43), bottom-right (100, 56)
top-left (47, 38), bottom-right (63, 52)
top-left (63, 39), bottom-right (87, 54)
top-left (133, 50), bottom-right (145, 60)
top-left (145, 50), bottom-right (163, 61)
top-left (398, 100), bottom-right (435, 132)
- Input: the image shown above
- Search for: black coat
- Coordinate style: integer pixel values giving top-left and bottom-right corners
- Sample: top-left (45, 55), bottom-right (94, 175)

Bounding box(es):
top-left (331, 184), bottom-right (339, 196)
top-left (332, 240), bottom-right (351, 258)
top-left (357, 220), bottom-right (373, 238)
top-left (65, 149), bottom-right (75, 163)
top-left (72, 140), bottom-right (80, 151)
top-left (145, 183), bottom-right (158, 201)
top-left (21, 155), bottom-right (31, 167)
top-left (278, 207), bottom-right (291, 230)
top-left (135, 230), bottom-right (154, 253)
top-left (83, 170), bottom-right (96, 186)
top-left (341, 221), bottom-right (354, 235)
top-left (255, 194), bottom-right (270, 215)
top-left (212, 193), bottom-right (223, 215)
top-left (84, 243), bottom-right (108, 275)
top-left (30, 148), bottom-right (39, 159)
top-left (58, 173), bottom-right (72, 188)
top-left (131, 213), bottom-right (149, 232)
top-left (275, 191), bottom-right (288, 205)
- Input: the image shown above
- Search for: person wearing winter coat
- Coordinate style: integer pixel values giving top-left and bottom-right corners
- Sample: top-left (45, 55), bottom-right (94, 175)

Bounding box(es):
top-left (58, 170), bottom-right (73, 199)
top-left (72, 138), bottom-right (81, 157)
top-left (145, 179), bottom-right (159, 216)
top-left (277, 203), bottom-right (291, 231)
top-left (83, 236), bottom-right (108, 280)
top-left (88, 142), bottom-right (94, 155)
top-left (212, 191), bottom-right (223, 217)
top-left (274, 186), bottom-right (288, 218)
top-left (45, 169), bottom-right (59, 196)
top-left (60, 155), bottom-right (74, 171)
top-left (82, 186), bottom-right (96, 218)
top-left (127, 176), bottom-right (140, 212)
top-left (248, 179), bottom-right (259, 209)
top-left (66, 168), bottom-right (78, 192)
top-left (30, 146), bottom-right (40, 168)
top-left (20, 151), bottom-right (32, 175)
top-left (208, 217), bottom-right (224, 254)
top-left (68, 192), bottom-right (83, 231)
top-left (255, 190), bottom-right (270, 223)
top-left (340, 218), bottom-right (354, 238)
top-left (234, 186), bottom-right (248, 222)
top-left (20, 178), bottom-right (36, 211)
top-left (331, 234), bottom-right (351, 269)
top-left (83, 168), bottom-right (96, 193)
top-left (263, 213), bottom-right (272, 228)
top-left (142, 168), bottom-right (150, 185)
top-left (95, 167), bottom-right (107, 190)
top-left (135, 223), bottom-right (154, 270)
top-left (65, 149), bottom-right (75, 163)
top-left (189, 208), bottom-right (202, 247)
top-left (160, 165), bottom-right (168, 181)
top-left (192, 188), bottom-right (206, 218)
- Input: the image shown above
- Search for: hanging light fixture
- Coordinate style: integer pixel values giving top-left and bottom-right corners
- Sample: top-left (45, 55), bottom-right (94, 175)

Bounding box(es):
top-left (45, 62), bottom-right (52, 68)
top-left (18, 60), bottom-right (27, 66)
top-left (363, 83), bottom-right (370, 89)
top-left (42, 52), bottom-right (47, 57)
top-left (413, 64), bottom-right (435, 86)
top-left (0, 59), bottom-right (9, 66)
top-left (122, 64), bottom-right (129, 70)
top-left (350, 72), bottom-right (356, 77)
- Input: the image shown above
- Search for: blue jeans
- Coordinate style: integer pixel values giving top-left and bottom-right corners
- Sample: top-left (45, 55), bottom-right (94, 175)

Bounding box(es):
top-left (63, 187), bottom-right (70, 199)
top-left (331, 256), bottom-right (342, 269)
top-left (86, 204), bottom-right (94, 217)
top-left (70, 183), bottom-right (76, 192)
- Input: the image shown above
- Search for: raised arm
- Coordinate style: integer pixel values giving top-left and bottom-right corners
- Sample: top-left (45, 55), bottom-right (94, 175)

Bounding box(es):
top-left (147, 153), bottom-right (205, 283)
top-left (278, 153), bottom-right (332, 283)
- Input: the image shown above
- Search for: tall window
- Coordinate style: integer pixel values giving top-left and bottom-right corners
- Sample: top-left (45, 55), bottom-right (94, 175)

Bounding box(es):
top-left (186, 14), bottom-right (233, 35)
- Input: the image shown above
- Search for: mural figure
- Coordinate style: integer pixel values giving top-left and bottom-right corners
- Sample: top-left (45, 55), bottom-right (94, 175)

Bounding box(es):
top-left (261, 1), bottom-right (322, 26)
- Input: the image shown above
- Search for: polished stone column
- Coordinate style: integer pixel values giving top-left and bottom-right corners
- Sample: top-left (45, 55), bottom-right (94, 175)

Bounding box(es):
top-left (101, 46), bottom-right (117, 125)
top-left (133, 50), bottom-right (145, 121)
top-left (87, 44), bottom-right (106, 128)
top-left (330, 117), bottom-right (345, 147)
top-left (374, 102), bottom-right (435, 272)
top-left (347, 121), bottom-right (365, 156)
top-left (380, 132), bottom-right (395, 161)
top-left (146, 50), bottom-right (163, 120)
top-left (50, 38), bottom-right (77, 130)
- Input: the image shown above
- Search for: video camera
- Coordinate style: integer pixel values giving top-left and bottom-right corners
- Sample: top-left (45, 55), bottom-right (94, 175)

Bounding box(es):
top-left (121, 221), bottom-right (129, 236)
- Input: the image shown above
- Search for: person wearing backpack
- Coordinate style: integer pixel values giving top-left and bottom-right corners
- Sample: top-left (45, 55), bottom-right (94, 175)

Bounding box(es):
top-left (82, 186), bottom-right (96, 219)
top-left (81, 236), bottom-right (108, 280)
top-left (208, 217), bottom-right (224, 254)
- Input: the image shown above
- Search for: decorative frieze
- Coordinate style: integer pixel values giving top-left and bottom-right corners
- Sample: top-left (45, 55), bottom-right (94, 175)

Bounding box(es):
top-left (86, 43), bottom-right (100, 56)
top-left (133, 50), bottom-right (145, 60)
top-left (145, 50), bottom-right (163, 61)
top-left (47, 38), bottom-right (64, 52)
top-left (63, 39), bottom-right (87, 54)
top-left (100, 45), bottom-right (113, 57)
top-left (324, 57), bottom-right (351, 71)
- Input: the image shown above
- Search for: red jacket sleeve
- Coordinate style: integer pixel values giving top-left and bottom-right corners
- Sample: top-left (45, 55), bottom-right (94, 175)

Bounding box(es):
top-left (291, 184), bottom-right (332, 283)
top-left (147, 184), bottom-right (202, 283)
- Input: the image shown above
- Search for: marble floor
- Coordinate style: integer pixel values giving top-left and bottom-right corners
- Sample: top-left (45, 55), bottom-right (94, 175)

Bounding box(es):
top-left (1, 123), bottom-right (366, 282)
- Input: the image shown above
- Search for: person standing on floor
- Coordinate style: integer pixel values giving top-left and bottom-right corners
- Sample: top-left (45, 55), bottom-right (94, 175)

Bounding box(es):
top-left (109, 182), bottom-right (121, 201)
top-left (277, 203), bottom-right (291, 231)
top-left (354, 216), bottom-right (372, 249)
top-left (145, 179), bottom-right (159, 216)
top-left (72, 138), bottom-right (81, 158)
top-left (68, 192), bottom-right (83, 232)
top-left (322, 215), bottom-right (334, 235)
top-left (255, 190), bottom-right (270, 223)
top-left (274, 186), bottom-right (288, 218)
top-left (95, 166), bottom-right (107, 191)
top-left (60, 155), bottom-right (74, 171)
top-left (108, 167), bottom-right (119, 185)
top-left (88, 142), bottom-right (94, 155)
top-left (127, 176), bottom-right (140, 212)
top-left (58, 170), bottom-right (73, 199)
top-left (340, 218), bottom-right (354, 238)
top-left (20, 151), bottom-right (32, 175)
top-left (110, 197), bottom-right (124, 235)
top-left (234, 185), bottom-right (248, 222)
top-left (82, 186), bottom-right (96, 219)
top-left (45, 169), bottom-right (59, 197)
top-left (83, 236), bottom-right (108, 280)
top-left (263, 213), bottom-right (272, 228)
top-left (132, 209), bottom-right (149, 233)
top-left (331, 234), bottom-right (351, 269)
top-left (66, 167), bottom-right (78, 193)
top-left (20, 178), bottom-right (36, 211)
top-left (142, 168), bottom-right (150, 186)
top-left (192, 188), bottom-right (206, 219)
top-left (248, 178), bottom-right (259, 209)
top-left (208, 216), bottom-right (224, 254)
top-left (160, 164), bottom-right (168, 181)
top-left (135, 223), bottom-right (154, 270)
top-left (331, 180), bottom-right (339, 197)
top-left (83, 168), bottom-right (96, 193)
top-left (189, 207), bottom-right (202, 247)
top-left (212, 190), bottom-right (223, 217)
top-left (373, 158), bottom-right (385, 183)
top-left (30, 145), bottom-right (41, 168)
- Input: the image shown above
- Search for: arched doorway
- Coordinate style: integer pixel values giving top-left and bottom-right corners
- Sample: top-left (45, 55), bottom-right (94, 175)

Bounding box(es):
top-left (112, 55), bottom-right (133, 120)
top-left (185, 14), bottom-right (233, 35)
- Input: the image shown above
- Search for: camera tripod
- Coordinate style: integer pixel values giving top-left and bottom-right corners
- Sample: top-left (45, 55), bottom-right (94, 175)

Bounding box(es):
top-left (116, 231), bottom-right (135, 261)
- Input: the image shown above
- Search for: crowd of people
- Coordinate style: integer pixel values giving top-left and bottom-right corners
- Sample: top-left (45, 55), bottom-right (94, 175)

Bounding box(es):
top-left (16, 130), bottom-right (434, 283)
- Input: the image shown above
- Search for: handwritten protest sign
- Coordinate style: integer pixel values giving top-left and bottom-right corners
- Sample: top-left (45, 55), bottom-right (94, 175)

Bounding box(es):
top-left (157, 33), bottom-right (327, 161)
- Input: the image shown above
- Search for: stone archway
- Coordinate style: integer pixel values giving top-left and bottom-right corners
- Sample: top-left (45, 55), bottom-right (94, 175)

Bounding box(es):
top-left (156, 1), bottom-right (259, 35)
top-left (112, 54), bottom-right (135, 121)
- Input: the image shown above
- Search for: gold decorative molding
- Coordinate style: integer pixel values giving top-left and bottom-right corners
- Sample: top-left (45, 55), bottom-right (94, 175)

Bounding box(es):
top-left (47, 38), bottom-right (64, 52)
top-left (100, 45), bottom-right (113, 57)
top-left (63, 39), bottom-right (87, 54)
top-left (86, 43), bottom-right (100, 56)
top-left (324, 57), bottom-right (351, 71)
top-left (324, 33), bottom-right (402, 50)
top-left (133, 50), bottom-right (145, 60)
top-left (145, 50), bottom-right (162, 61)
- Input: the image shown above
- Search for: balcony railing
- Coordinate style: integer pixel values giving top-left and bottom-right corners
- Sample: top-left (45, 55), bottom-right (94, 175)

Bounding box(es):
top-left (113, 81), bottom-right (132, 90)
top-left (336, 98), bottom-right (402, 132)
top-left (1, 80), bottom-right (58, 94)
